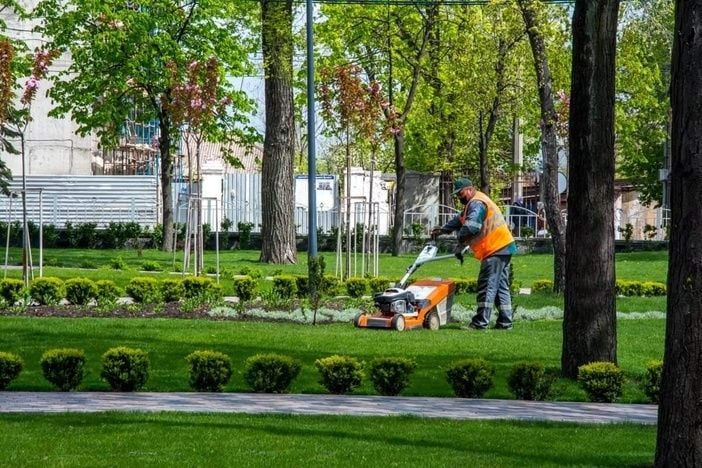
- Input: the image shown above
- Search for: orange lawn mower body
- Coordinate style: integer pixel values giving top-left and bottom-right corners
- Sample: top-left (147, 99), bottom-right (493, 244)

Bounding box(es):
top-left (353, 242), bottom-right (466, 331)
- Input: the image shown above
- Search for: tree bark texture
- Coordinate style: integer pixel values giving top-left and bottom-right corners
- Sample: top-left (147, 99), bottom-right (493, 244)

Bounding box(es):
top-left (655, 1), bottom-right (702, 464)
top-left (562, 0), bottom-right (619, 378)
top-left (518, 0), bottom-right (567, 293)
top-left (260, 0), bottom-right (296, 264)
top-left (391, 129), bottom-right (406, 256)
top-left (159, 117), bottom-right (175, 252)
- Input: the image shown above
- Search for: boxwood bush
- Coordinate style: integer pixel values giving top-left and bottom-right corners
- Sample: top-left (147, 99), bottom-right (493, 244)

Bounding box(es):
top-left (64, 277), bottom-right (98, 306)
top-left (345, 278), bottom-right (368, 298)
top-left (125, 277), bottom-right (161, 304)
top-left (368, 357), bottom-right (417, 396)
top-left (244, 353), bottom-right (302, 393)
top-left (0, 278), bottom-right (24, 305)
top-left (446, 358), bottom-right (495, 398)
top-left (315, 355), bottom-right (363, 395)
top-left (161, 279), bottom-right (185, 303)
top-left (507, 362), bottom-right (555, 401)
top-left (40, 348), bottom-right (86, 391)
top-left (182, 277), bottom-right (218, 299)
top-left (368, 277), bottom-right (393, 294)
top-left (95, 280), bottom-right (121, 306)
top-left (232, 276), bottom-right (257, 302)
top-left (0, 351), bottom-right (24, 390)
top-left (186, 350), bottom-right (232, 392)
top-left (101, 347), bottom-right (150, 391)
top-left (29, 277), bottom-right (65, 306)
top-left (577, 361), bottom-right (624, 403)
top-left (642, 359), bottom-right (663, 404)
top-left (272, 275), bottom-right (297, 300)
top-left (531, 280), bottom-right (554, 294)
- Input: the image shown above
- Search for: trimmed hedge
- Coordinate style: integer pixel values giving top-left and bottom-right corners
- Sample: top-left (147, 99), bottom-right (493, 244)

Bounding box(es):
top-left (29, 277), bottom-right (64, 306)
top-left (315, 355), bottom-right (363, 395)
top-left (101, 347), bottom-right (150, 391)
top-left (244, 353), bottom-right (301, 393)
top-left (64, 277), bottom-right (98, 306)
top-left (577, 361), bottom-right (624, 403)
top-left (232, 276), bottom-right (257, 302)
top-left (368, 357), bottom-right (416, 396)
top-left (642, 360), bottom-right (663, 404)
top-left (0, 279), bottom-right (24, 305)
top-left (446, 358), bottom-right (494, 398)
top-left (40, 348), bottom-right (86, 391)
top-left (507, 362), bottom-right (555, 401)
top-left (0, 351), bottom-right (24, 390)
top-left (186, 350), bottom-right (232, 392)
top-left (126, 277), bottom-right (161, 304)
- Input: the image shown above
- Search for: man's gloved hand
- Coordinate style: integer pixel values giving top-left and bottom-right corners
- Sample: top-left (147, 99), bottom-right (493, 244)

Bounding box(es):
top-left (430, 227), bottom-right (446, 239)
top-left (454, 243), bottom-right (466, 265)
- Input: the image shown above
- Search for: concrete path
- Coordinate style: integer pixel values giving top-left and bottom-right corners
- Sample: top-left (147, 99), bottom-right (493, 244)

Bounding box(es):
top-left (0, 392), bottom-right (657, 425)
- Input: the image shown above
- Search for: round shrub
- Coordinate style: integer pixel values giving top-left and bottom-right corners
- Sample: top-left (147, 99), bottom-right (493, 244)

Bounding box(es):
top-left (95, 280), bottom-right (121, 306)
top-left (101, 347), bottom-right (150, 391)
top-left (244, 353), bottom-right (302, 393)
top-left (577, 361), bottom-right (624, 403)
top-left (0, 352), bottom-right (24, 390)
top-left (238, 266), bottom-right (263, 279)
top-left (507, 362), bottom-right (555, 401)
top-left (446, 358), bottom-right (495, 398)
top-left (40, 348), bottom-right (86, 391)
top-left (345, 277), bottom-right (368, 298)
top-left (64, 277), bottom-right (98, 306)
top-left (161, 279), bottom-right (185, 302)
top-left (272, 275), bottom-right (297, 300)
top-left (125, 277), bottom-right (161, 304)
top-left (315, 355), bottom-right (363, 394)
top-left (0, 279), bottom-right (24, 305)
top-left (321, 275), bottom-right (341, 296)
top-left (29, 277), bottom-right (65, 306)
top-left (294, 275), bottom-right (308, 298)
top-left (186, 350), bottom-right (232, 392)
top-left (368, 357), bottom-right (417, 396)
top-left (232, 276), bottom-right (258, 302)
top-left (140, 260), bottom-right (161, 272)
top-left (642, 359), bottom-right (663, 404)
top-left (368, 276), bottom-right (393, 294)
top-left (182, 277), bottom-right (221, 300)
top-left (531, 280), bottom-right (553, 294)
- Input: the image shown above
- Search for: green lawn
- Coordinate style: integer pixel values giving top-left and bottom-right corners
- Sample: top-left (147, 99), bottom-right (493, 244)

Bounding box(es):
top-left (0, 413), bottom-right (655, 467)
top-left (0, 317), bottom-right (664, 402)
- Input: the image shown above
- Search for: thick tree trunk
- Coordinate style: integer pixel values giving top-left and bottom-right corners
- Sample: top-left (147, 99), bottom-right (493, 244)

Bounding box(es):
top-left (260, 0), bottom-right (296, 264)
top-left (519, 0), bottom-right (566, 293)
top-left (159, 118), bottom-right (175, 252)
top-left (562, 0), bottom-right (619, 378)
top-left (655, 1), bottom-right (702, 464)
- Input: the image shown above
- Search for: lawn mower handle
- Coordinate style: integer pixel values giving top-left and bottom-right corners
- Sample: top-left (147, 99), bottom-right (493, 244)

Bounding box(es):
top-left (397, 242), bottom-right (470, 288)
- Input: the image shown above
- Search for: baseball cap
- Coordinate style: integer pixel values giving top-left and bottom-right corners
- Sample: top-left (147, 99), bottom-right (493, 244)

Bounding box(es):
top-left (452, 177), bottom-right (473, 195)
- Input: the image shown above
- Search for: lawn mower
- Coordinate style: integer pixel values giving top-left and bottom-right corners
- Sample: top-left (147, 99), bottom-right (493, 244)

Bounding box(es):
top-left (353, 241), bottom-right (468, 331)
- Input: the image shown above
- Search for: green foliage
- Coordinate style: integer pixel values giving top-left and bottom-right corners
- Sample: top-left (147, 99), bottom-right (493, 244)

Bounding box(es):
top-left (272, 275), bottom-right (298, 300)
top-left (64, 277), bottom-right (98, 306)
top-left (76, 222), bottom-right (98, 248)
top-left (186, 350), bottom-right (232, 392)
top-left (368, 276), bottom-right (392, 294)
top-left (577, 362), bottom-right (624, 403)
top-left (368, 357), bottom-right (416, 396)
top-left (237, 222), bottom-right (254, 249)
top-left (315, 355), bottom-right (363, 395)
top-left (95, 280), bottom-right (121, 306)
top-left (616, 280), bottom-right (666, 297)
top-left (452, 278), bottom-right (479, 295)
top-left (244, 353), bottom-right (302, 393)
top-left (40, 348), bottom-right (86, 391)
top-left (141, 260), bottom-right (161, 272)
top-left (125, 277), bottom-right (161, 304)
top-left (507, 362), bottom-right (555, 401)
top-left (238, 266), bottom-right (263, 279)
top-left (160, 279), bottom-right (185, 303)
top-left (100, 347), bottom-right (150, 392)
top-left (29, 277), bottom-right (64, 306)
top-left (294, 275), bottom-right (309, 298)
top-left (618, 223), bottom-right (634, 243)
top-left (0, 351), bottom-right (23, 390)
top-left (531, 280), bottom-right (554, 294)
top-left (0, 278), bottom-right (24, 305)
top-left (321, 274), bottom-right (341, 297)
top-left (182, 277), bottom-right (221, 301)
top-left (345, 277), bottom-right (368, 298)
top-left (641, 359), bottom-right (663, 404)
top-left (232, 276), bottom-right (257, 302)
top-left (446, 358), bottom-right (495, 398)
top-left (110, 256), bottom-right (128, 270)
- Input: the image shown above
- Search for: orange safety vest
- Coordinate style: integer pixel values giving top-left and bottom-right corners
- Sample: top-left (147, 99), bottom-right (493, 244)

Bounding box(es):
top-left (459, 191), bottom-right (515, 261)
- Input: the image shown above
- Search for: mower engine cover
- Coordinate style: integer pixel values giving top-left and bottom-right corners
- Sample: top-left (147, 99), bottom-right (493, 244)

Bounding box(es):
top-left (374, 288), bottom-right (416, 314)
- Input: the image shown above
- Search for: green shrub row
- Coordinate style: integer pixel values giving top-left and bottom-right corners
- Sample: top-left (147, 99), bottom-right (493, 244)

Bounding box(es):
top-left (530, 279), bottom-right (667, 296)
top-left (0, 350), bottom-right (663, 402)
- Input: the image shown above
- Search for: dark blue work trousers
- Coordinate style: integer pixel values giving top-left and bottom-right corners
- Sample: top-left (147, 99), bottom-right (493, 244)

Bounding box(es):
top-left (470, 254), bottom-right (513, 329)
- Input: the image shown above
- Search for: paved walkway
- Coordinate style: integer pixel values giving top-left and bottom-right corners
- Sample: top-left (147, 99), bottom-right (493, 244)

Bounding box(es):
top-left (0, 392), bottom-right (657, 425)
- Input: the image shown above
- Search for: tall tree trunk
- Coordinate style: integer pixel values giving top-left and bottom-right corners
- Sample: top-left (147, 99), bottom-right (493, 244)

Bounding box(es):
top-left (655, 1), bottom-right (702, 464)
top-left (159, 117), bottom-right (175, 252)
top-left (260, 0), bottom-right (296, 264)
top-left (391, 128), bottom-right (406, 256)
top-left (562, 0), bottom-right (619, 378)
top-left (518, 0), bottom-right (567, 293)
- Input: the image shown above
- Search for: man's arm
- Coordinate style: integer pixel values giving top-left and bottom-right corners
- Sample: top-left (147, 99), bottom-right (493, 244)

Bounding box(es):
top-left (457, 200), bottom-right (486, 244)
